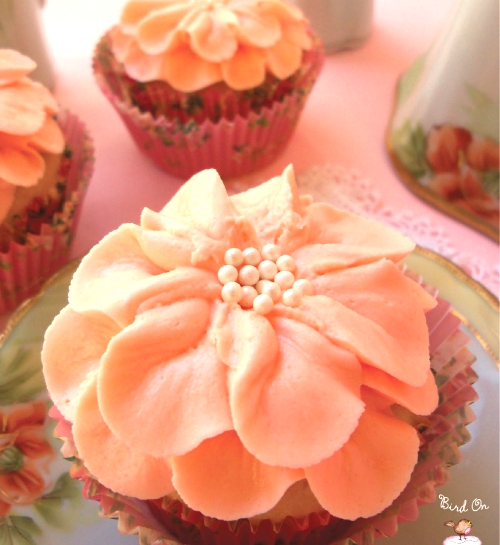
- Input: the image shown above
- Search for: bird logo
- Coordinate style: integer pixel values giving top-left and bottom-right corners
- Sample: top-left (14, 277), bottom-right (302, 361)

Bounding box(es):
top-left (444, 519), bottom-right (473, 542)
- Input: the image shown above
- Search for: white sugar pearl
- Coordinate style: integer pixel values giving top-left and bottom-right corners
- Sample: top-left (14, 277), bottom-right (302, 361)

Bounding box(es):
top-left (255, 279), bottom-right (271, 294)
top-left (221, 282), bottom-right (243, 303)
top-left (224, 248), bottom-right (244, 267)
top-left (276, 254), bottom-right (296, 272)
top-left (282, 288), bottom-right (302, 307)
top-left (218, 264), bottom-right (238, 284)
top-left (243, 247), bottom-right (261, 266)
top-left (261, 244), bottom-right (281, 261)
top-left (293, 278), bottom-right (314, 296)
top-left (261, 281), bottom-right (281, 302)
top-left (238, 265), bottom-right (259, 286)
top-left (240, 285), bottom-right (258, 308)
top-left (258, 260), bottom-right (278, 280)
top-left (274, 270), bottom-right (295, 290)
top-left (253, 293), bottom-right (274, 315)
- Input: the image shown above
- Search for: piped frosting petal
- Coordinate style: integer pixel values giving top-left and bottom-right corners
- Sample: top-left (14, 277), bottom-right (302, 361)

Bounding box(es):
top-left (223, 308), bottom-right (364, 468)
top-left (98, 300), bottom-right (233, 458)
top-left (41, 306), bottom-right (121, 422)
top-left (171, 430), bottom-right (303, 520)
top-left (305, 407), bottom-right (419, 520)
top-left (73, 376), bottom-right (175, 499)
top-left (111, 0), bottom-right (313, 91)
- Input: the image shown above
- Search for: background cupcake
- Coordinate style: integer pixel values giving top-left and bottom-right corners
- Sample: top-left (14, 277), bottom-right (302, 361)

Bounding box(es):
top-left (93, 0), bottom-right (324, 179)
top-left (0, 49), bottom-right (94, 314)
top-left (42, 166), bottom-right (477, 545)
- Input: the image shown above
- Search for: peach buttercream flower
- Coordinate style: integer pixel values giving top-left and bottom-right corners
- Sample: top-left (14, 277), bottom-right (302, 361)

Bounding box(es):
top-left (42, 166), bottom-right (438, 521)
top-left (111, 0), bottom-right (313, 91)
top-left (0, 401), bottom-right (55, 518)
top-left (0, 50), bottom-right (65, 224)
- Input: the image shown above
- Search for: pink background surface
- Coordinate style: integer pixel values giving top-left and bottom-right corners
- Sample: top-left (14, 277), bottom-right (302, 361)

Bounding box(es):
top-left (41, 0), bottom-right (497, 276)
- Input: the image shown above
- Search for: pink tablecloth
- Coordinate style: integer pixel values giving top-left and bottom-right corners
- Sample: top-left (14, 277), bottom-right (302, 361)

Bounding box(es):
top-left (35, 0), bottom-right (497, 297)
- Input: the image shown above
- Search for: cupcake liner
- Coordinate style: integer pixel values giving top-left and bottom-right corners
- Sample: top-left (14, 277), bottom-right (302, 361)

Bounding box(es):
top-left (93, 32), bottom-right (324, 179)
top-left (0, 111), bottom-right (94, 314)
top-left (49, 289), bottom-right (478, 545)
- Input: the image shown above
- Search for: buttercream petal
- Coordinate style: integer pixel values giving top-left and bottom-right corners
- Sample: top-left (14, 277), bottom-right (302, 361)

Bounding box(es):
top-left (41, 306), bottom-right (120, 421)
top-left (73, 376), bottom-right (174, 499)
top-left (257, 0), bottom-right (304, 22)
top-left (74, 223), bottom-right (221, 324)
top-left (114, 31), bottom-right (164, 82)
top-left (223, 309), bottom-right (364, 468)
top-left (171, 431), bottom-right (303, 520)
top-left (156, 169), bottom-right (258, 266)
top-left (0, 180), bottom-right (16, 223)
top-left (188, 10), bottom-right (238, 63)
top-left (281, 20), bottom-right (312, 49)
top-left (362, 366), bottom-right (438, 415)
top-left (229, 164), bottom-right (309, 253)
top-left (0, 49), bottom-right (37, 86)
top-left (136, 4), bottom-right (191, 55)
top-left (305, 407), bottom-right (419, 519)
top-left (286, 295), bottom-right (429, 386)
top-left (68, 223), bottom-right (164, 323)
top-left (98, 300), bottom-right (233, 458)
top-left (121, 0), bottom-right (179, 31)
top-left (158, 43), bottom-right (222, 92)
top-left (265, 38), bottom-right (302, 79)
top-left (310, 259), bottom-right (435, 348)
top-left (0, 79), bottom-right (57, 135)
top-left (220, 45), bottom-right (266, 90)
top-left (304, 203), bottom-right (415, 263)
top-left (28, 116), bottom-right (65, 154)
top-left (234, 9), bottom-right (281, 48)
top-left (0, 145), bottom-right (44, 188)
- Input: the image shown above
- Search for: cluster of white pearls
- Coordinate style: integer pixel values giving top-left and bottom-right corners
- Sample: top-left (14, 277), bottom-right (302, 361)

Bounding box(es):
top-left (217, 244), bottom-right (313, 315)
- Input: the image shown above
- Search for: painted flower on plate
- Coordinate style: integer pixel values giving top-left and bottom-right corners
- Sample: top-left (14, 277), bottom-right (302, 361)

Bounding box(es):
top-left (0, 400), bottom-right (55, 517)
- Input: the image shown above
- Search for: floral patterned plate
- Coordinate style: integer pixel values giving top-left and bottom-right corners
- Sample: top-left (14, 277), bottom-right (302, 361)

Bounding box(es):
top-left (0, 250), bottom-right (498, 545)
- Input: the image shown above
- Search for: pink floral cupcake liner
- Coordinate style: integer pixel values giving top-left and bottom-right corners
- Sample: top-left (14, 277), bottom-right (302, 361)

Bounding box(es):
top-left (49, 287), bottom-right (477, 545)
top-left (93, 33), bottom-right (323, 180)
top-left (0, 112), bottom-right (94, 314)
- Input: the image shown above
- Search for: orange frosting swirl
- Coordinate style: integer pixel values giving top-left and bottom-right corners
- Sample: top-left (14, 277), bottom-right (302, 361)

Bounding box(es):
top-left (0, 49), bottom-right (65, 224)
top-left (111, 0), bottom-right (314, 92)
top-left (42, 166), bottom-right (439, 521)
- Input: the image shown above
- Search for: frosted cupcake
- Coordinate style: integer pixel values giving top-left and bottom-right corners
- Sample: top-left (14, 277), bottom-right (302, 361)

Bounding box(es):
top-left (0, 49), bottom-right (94, 313)
top-left (42, 166), bottom-right (477, 544)
top-left (93, 0), bottom-right (324, 178)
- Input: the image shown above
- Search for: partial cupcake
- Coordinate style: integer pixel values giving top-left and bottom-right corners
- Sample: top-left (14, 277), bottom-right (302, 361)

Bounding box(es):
top-left (42, 165), bottom-right (477, 545)
top-left (93, 0), bottom-right (324, 178)
top-left (0, 49), bottom-right (94, 313)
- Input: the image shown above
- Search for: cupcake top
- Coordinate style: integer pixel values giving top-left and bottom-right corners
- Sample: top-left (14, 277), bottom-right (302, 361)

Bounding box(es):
top-left (110, 0), bottom-right (314, 92)
top-left (42, 165), bottom-right (438, 522)
top-left (0, 49), bottom-right (65, 224)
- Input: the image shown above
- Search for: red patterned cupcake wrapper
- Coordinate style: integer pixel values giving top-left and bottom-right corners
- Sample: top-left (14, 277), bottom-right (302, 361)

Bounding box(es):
top-left (49, 287), bottom-right (478, 545)
top-left (92, 32), bottom-right (324, 179)
top-left (0, 112), bottom-right (94, 314)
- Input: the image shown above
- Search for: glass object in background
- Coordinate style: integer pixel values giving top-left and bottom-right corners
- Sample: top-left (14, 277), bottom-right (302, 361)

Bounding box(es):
top-left (0, 0), bottom-right (55, 89)
top-left (388, 0), bottom-right (499, 242)
top-left (290, 0), bottom-right (374, 54)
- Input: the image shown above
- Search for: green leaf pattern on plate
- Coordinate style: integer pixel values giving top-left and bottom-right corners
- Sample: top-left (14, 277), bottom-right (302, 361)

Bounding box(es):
top-left (0, 262), bottom-right (86, 544)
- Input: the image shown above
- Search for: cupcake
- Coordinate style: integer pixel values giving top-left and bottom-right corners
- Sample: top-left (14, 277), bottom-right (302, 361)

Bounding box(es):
top-left (93, 0), bottom-right (324, 179)
top-left (0, 49), bottom-right (94, 314)
top-left (42, 165), bottom-right (477, 545)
